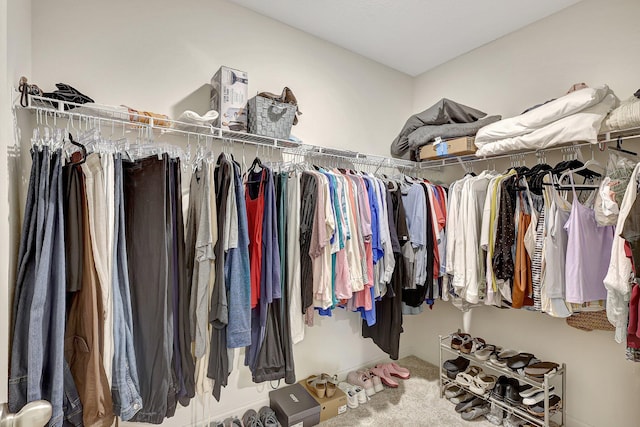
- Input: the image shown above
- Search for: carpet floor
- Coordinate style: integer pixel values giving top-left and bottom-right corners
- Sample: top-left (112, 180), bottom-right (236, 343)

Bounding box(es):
top-left (319, 355), bottom-right (494, 427)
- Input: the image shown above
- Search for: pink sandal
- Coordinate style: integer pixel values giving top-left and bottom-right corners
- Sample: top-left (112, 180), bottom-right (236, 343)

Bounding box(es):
top-left (370, 365), bottom-right (399, 388)
top-left (376, 362), bottom-right (410, 380)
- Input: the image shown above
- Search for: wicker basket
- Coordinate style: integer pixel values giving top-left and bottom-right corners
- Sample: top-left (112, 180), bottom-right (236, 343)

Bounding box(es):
top-left (247, 95), bottom-right (296, 139)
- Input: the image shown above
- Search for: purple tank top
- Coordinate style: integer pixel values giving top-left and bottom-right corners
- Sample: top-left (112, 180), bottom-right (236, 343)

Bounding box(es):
top-left (563, 173), bottom-right (615, 304)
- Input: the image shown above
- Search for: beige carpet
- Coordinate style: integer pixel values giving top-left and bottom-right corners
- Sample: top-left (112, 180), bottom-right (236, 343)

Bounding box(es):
top-left (319, 355), bottom-right (494, 427)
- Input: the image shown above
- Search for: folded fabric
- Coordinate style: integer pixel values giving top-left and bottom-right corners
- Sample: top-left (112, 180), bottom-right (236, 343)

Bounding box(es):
top-left (475, 85), bottom-right (612, 147)
top-left (407, 115), bottom-right (501, 154)
top-left (476, 94), bottom-right (617, 157)
top-left (601, 95), bottom-right (640, 132)
top-left (391, 98), bottom-right (490, 159)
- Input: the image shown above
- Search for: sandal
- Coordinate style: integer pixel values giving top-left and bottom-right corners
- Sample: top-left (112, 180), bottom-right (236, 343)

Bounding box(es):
top-left (461, 337), bottom-right (486, 354)
top-left (468, 373), bottom-right (497, 396)
top-left (524, 362), bottom-right (559, 378)
top-left (474, 344), bottom-right (498, 361)
top-left (455, 366), bottom-right (482, 387)
top-left (376, 363), bottom-right (410, 379)
top-left (451, 332), bottom-right (471, 350)
top-left (320, 373), bottom-right (339, 398)
top-left (506, 352), bottom-right (536, 370)
top-left (527, 395), bottom-right (562, 417)
top-left (370, 365), bottom-right (399, 388)
top-left (306, 375), bottom-right (327, 398)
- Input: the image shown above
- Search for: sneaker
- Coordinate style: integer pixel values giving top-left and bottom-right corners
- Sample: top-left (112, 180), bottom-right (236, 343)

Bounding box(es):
top-left (242, 409), bottom-right (264, 427)
top-left (258, 406), bottom-right (279, 427)
top-left (347, 371), bottom-right (375, 396)
top-left (337, 382), bottom-right (359, 409)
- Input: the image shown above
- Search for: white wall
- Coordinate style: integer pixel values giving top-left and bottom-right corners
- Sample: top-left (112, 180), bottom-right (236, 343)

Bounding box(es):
top-left (31, 0), bottom-right (412, 157)
top-left (25, 0), bottom-right (414, 424)
top-left (409, 1), bottom-right (640, 427)
top-left (1, 0), bottom-right (31, 405)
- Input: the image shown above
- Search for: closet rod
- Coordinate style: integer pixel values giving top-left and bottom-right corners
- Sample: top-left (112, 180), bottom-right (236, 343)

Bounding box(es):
top-left (16, 93), bottom-right (423, 171)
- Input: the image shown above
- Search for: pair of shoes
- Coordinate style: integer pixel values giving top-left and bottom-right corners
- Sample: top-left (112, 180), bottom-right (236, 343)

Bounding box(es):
top-left (521, 386), bottom-right (555, 405)
top-left (525, 395), bottom-right (562, 417)
top-left (357, 369), bottom-right (384, 392)
top-left (450, 331), bottom-right (471, 350)
top-left (475, 344), bottom-right (500, 361)
top-left (443, 356), bottom-right (470, 380)
top-left (461, 403), bottom-right (491, 421)
top-left (505, 352), bottom-right (537, 370)
top-left (450, 330), bottom-right (487, 354)
top-left (504, 378), bottom-right (523, 406)
top-left (376, 362), bottom-right (410, 379)
top-left (468, 373), bottom-right (497, 396)
top-left (242, 407), bottom-right (279, 427)
top-left (524, 362), bottom-right (559, 380)
top-left (307, 374), bottom-right (338, 398)
top-left (455, 397), bottom-right (486, 413)
top-left (488, 349), bottom-right (518, 368)
top-left (347, 371), bottom-right (376, 397)
top-left (449, 392), bottom-right (473, 405)
top-left (455, 365), bottom-right (482, 387)
top-left (369, 365), bottom-right (398, 388)
top-left (444, 384), bottom-right (464, 399)
top-left (338, 382), bottom-right (366, 408)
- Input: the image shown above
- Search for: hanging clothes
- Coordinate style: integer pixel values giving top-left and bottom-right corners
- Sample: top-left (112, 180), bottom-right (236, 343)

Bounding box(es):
top-left (564, 173), bottom-right (615, 304)
top-left (9, 147), bottom-right (83, 427)
top-left (362, 182), bottom-right (409, 359)
top-left (124, 155), bottom-right (173, 423)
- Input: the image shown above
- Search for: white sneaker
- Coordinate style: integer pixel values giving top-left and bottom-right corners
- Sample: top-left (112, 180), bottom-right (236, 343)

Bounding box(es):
top-left (338, 382), bottom-right (359, 409)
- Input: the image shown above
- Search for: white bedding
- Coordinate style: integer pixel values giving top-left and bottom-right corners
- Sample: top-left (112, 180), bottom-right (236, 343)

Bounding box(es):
top-left (475, 85), bottom-right (612, 147)
top-left (475, 94), bottom-right (617, 157)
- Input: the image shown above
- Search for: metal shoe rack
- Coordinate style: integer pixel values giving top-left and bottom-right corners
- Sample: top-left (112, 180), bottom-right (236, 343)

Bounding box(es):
top-left (438, 335), bottom-right (566, 427)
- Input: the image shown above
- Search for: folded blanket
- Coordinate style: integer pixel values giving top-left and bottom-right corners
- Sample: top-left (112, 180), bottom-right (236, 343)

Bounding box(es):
top-left (391, 98), bottom-right (490, 159)
top-left (475, 85), bottom-right (612, 147)
top-left (476, 94), bottom-right (617, 157)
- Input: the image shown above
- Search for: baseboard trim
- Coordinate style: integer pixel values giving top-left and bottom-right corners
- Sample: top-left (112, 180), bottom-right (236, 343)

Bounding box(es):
top-left (188, 354), bottom-right (399, 425)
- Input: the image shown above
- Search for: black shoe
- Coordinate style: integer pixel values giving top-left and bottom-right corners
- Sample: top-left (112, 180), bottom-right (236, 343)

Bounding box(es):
top-left (443, 356), bottom-right (470, 372)
top-left (504, 378), bottom-right (522, 406)
top-left (491, 376), bottom-right (508, 401)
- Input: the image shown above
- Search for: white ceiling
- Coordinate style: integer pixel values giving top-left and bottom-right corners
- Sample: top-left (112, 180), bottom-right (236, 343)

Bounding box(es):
top-left (229, 0), bottom-right (581, 76)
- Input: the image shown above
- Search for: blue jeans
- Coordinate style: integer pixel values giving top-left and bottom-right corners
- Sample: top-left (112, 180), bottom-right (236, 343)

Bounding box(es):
top-left (110, 155), bottom-right (143, 420)
top-left (10, 149), bottom-right (80, 427)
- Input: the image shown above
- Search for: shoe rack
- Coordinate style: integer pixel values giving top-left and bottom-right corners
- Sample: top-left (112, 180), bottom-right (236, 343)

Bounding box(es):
top-left (438, 335), bottom-right (566, 427)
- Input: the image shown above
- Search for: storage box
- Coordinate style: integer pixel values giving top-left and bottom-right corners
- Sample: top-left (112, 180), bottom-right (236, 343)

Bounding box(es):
top-left (269, 383), bottom-right (321, 427)
top-left (419, 136), bottom-right (477, 160)
top-left (210, 66), bottom-right (248, 132)
top-left (300, 377), bottom-right (348, 423)
top-left (247, 95), bottom-right (297, 139)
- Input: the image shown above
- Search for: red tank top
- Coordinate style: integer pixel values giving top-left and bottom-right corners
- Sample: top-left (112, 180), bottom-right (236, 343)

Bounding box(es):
top-left (245, 170), bottom-right (266, 309)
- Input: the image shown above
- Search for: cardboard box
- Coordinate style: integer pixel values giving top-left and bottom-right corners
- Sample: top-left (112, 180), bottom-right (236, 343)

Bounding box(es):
top-left (419, 136), bottom-right (477, 160)
top-left (269, 383), bottom-right (321, 427)
top-left (300, 377), bottom-right (348, 423)
top-left (210, 66), bottom-right (249, 132)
